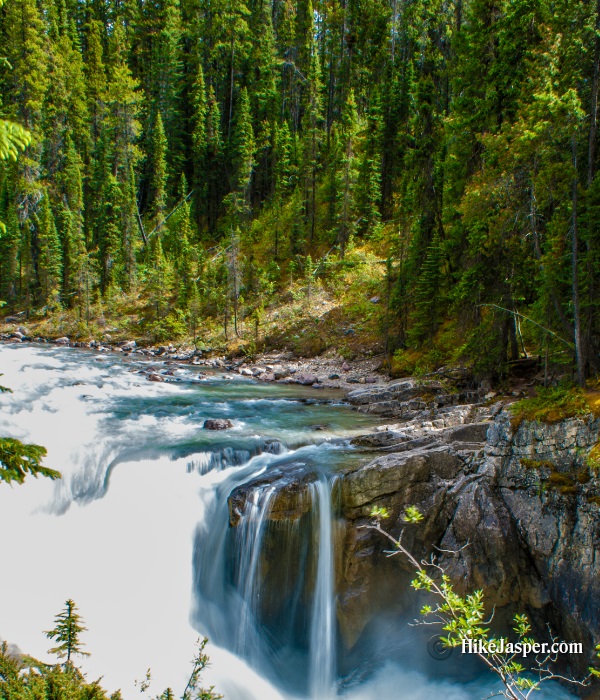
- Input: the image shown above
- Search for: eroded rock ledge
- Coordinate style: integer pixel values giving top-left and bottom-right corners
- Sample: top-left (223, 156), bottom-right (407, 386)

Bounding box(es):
top-left (227, 384), bottom-right (600, 677)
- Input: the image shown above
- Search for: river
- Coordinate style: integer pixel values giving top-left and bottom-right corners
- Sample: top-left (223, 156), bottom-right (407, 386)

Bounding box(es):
top-left (0, 344), bottom-right (572, 699)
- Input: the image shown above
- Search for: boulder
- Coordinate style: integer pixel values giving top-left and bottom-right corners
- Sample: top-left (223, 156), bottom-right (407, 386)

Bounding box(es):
top-left (296, 373), bottom-right (318, 385)
top-left (203, 418), bottom-right (233, 430)
top-left (55, 336), bottom-right (70, 345)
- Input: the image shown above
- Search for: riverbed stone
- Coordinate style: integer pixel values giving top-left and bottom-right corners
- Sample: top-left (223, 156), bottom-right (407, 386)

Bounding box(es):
top-left (203, 418), bottom-right (233, 430)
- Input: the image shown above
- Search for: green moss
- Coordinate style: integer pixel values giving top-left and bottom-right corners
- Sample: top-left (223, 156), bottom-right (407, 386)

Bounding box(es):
top-left (520, 458), bottom-right (555, 470)
top-left (586, 443), bottom-right (600, 471)
top-left (547, 471), bottom-right (574, 487)
top-left (576, 469), bottom-right (592, 484)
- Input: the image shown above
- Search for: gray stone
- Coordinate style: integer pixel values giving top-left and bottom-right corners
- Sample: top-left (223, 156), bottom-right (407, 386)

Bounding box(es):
top-left (203, 418), bottom-right (233, 430)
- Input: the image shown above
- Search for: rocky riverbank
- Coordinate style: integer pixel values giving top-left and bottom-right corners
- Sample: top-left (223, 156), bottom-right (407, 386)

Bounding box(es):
top-left (0, 331), bottom-right (388, 389)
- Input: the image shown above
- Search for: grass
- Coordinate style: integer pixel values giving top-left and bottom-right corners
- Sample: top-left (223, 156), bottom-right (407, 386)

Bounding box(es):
top-left (510, 386), bottom-right (600, 428)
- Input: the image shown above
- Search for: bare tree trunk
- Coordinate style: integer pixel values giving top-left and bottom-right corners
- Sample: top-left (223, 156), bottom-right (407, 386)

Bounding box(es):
top-left (571, 135), bottom-right (585, 385)
top-left (228, 37), bottom-right (235, 139)
top-left (588, 0), bottom-right (600, 186)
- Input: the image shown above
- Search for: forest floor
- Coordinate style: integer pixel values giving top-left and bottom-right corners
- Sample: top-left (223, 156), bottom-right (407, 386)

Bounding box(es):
top-left (0, 272), bottom-right (389, 367)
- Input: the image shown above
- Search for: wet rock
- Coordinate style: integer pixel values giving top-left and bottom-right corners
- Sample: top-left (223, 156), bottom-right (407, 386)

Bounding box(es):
top-left (120, 340), bottom-right (136, 351)
top-left (203, 418), bottom-right (233, 430)
top-left (240, 368), bottom-right (253, 376)
top-left (296, 373), bottom-right (318, 385)
top-left (443, 422), bottom-right (489, 444)
top-left (55, 336), bottom-right (70, 345)
top-left (329, 373), bottom-right (340, 380)
top-left (147, 373), bottom-right (164, 382)
top-left (228, 465), bottom-right (316, 526)
top-left (350, 430), bottom-right (408, 448)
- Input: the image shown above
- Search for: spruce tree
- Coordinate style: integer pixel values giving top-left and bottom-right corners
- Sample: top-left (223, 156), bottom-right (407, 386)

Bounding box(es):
top-left (46, 599), bottom-right (90, 663)
top-left (231, 87), bottom-right (255, 200)
top-left (36, 189), bottom-right (63, 306)
top-left (191, 65), bottom-right (208, 230)
top-left (150, 111), bottom-right (168, 231)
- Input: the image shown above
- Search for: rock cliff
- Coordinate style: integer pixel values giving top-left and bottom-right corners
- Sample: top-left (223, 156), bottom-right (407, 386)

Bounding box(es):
top-left (227, 382), bottom-right (600, 680)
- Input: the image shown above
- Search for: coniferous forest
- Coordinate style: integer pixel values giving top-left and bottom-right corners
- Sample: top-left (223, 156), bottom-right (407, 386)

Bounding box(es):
top-left (1, 0), bottom-right (600, 379)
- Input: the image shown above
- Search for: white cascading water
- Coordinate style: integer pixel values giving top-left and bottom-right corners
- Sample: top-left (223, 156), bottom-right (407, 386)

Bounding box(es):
top-left (0, 345), bottom-right (575, 700)
top-left (234, 487), bottom-right (277, 660)
top-left (308, 475), bottom-right (336, 699)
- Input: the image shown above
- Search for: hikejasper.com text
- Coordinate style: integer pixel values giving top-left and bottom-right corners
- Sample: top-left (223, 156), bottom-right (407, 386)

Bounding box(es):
top-left (462, 639), bottom-right (583, 657)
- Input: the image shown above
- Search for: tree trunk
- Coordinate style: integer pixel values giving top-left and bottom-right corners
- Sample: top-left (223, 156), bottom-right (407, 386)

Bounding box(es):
top-left (571, 135), bottom-right (585, 385)
top-left (588, 0), bottom-right (600, 186)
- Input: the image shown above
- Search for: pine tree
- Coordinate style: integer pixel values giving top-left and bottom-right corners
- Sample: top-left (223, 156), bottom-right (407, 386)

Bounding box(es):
top-left (301, 29), bottom-right (324, 244)
top-left (191, 65), bottom-right (208, 230)
top-left (335, 90), bottom-right (359, 258)
top-left (84, 20), bottom-right (107, 148)
top-left (150, 111), bottom-right (168, 231)
top-left (36, 189), bottom-right (63, 306)
top-left (151, 0), bottom-right (184, 180)
top-left (205, 87), bottom-right (223, 232)
top-left (46, 599), bottom-right (90, 663)
top-left (231, 87), bottom-right (255, 200)
top-left (409, 231), bottom-right (443, 343)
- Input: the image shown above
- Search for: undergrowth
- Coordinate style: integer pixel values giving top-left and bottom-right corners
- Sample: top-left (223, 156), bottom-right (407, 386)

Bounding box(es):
top-left (510, 387), bottom-right (600, 428)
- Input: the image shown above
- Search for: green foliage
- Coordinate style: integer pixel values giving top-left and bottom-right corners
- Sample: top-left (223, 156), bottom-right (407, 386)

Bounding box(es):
top-left (1, 616), bottom-right (222, 700)
top-left (510, 387), bottom-right (599, 427)
top-left (369, 506), bottom-right (596, 699)
top-left (0, 120), bottom-right (31, 162)
top-left (586, 444), bottom-right (600, 470)
top-left (0, 438), bottom-right (60, 485)
top-left (46, 599), bottom-right (90, 662)
top-left (0, 0), bottom-right (599, 375)
top-left (0, 642), bottom-right (111, 700)
top-left (403, 506), bottom-right (424, 523)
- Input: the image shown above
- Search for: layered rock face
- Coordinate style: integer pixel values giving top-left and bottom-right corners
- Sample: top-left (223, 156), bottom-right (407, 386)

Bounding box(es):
top-left (227, 381), bottom-right (600, 678)
top-left (340, 413), bottom-right (600, 663)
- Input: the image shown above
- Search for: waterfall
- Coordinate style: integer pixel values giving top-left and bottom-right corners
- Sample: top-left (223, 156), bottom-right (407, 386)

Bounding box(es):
top-left (234, 487), bottom-right (277, 660)
top-left (309, 475), bottom-right (337, 699)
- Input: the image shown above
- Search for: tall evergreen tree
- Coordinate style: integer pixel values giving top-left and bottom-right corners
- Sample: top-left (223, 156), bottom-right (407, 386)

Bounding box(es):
top-left (46, 599), bottom-right (90, 663)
